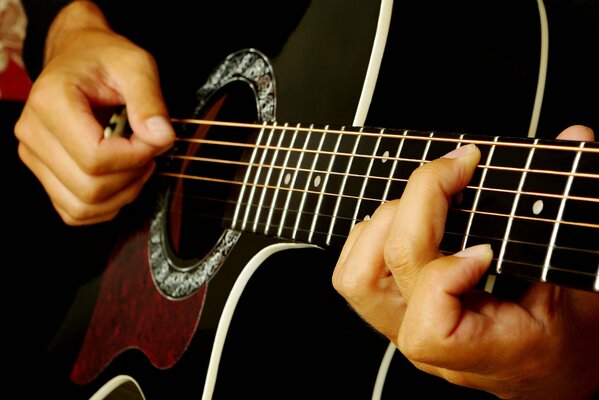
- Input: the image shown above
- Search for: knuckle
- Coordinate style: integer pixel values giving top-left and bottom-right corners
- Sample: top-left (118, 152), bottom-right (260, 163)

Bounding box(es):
top-left (27, 79), bottom-right (51, 105)
top-left (16, 143), bottom-right (34, 167)
top-left (331, 269), bottom-right (343, 293)
top-left (408, 161), bottom-right (439, 185)
top-left (383, 237), bottom-right (413, 272)
top-left (76, 151), bottom-right (106, 176)
top-left (335, 272), bottom-right (363, 299)
top-left (28, 75), bottom-right (64, 110)
top-left (70, 172), bottom-right (109, 204)
top-left (383, 235), bottom-right (430, 298)
top-left (397, 331), bottom-right (433, 364)
top-left (332, 268), bottom-right (373, 309)
top-left (119, 47), bottom-right (157, 72)
top-left (13, 116), bottom-right (28, 141)
top-left (60, 202), bottom-right (97, 226)
top-left (76, 183), bottom-right (104, 204)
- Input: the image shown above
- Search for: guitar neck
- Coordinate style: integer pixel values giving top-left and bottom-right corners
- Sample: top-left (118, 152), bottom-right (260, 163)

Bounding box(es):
top-left (168, 120), bottom-right (599, 292)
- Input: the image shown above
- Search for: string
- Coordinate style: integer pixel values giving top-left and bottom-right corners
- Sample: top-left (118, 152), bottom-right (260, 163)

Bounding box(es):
top-left (162, 190), bottom-right (598, 279)
top-left (160, 155), bottom-right (599, 206)
top-left (152, 117), bottom-right (598, 277)
top-left (169, 139), bottom-right (599, 183)
top-left (163, 182), bottom-right (599, 247)
top-left (167, 120), bottom-right (599, 186)
top-left (170, 118), bottom-right (599, 155)
top-left (161, 171), bottom-right (599, 231)
top-left (162, 120), bottom-right (599, 224)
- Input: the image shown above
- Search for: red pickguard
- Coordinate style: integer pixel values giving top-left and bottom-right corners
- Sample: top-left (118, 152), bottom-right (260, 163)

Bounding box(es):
top-left (70, 221), bottom-right (207, 384)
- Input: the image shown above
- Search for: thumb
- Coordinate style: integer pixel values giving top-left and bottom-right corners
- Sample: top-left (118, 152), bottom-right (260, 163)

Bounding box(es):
top-left (117, 62), bottom-right (176, 150)
top-left (398, 244), bottom-right (495, 368)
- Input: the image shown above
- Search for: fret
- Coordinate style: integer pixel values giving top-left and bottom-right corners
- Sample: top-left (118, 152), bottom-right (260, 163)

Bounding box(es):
top-left (291, 124), bottom-right (325, 242)
top-left (255, 122), bottom-right (289, 235)
top-left (302, 127), bottom-right (355, 246)
top-left (386, 130), bottom-right (432, 201)
top-left (562, 140), bottom-right (599, 229)
top-left (308, 126), bottom-right (341, 244)
top-left (497, 138), bottom-right (537, 273)
top-left (580, 142), bottom-right (599, 292)
top-left (433, 133), bottom-right (466, 254)
top-left (242, 124), bottom-right (277, 232)
top-left (266, 124), bottom-right (300, 236)
top-left (350, 128), bottom-right (384, 227)
top-left (410, 132), bottom-right (477, 255)
top-left (380, 129), bottom-right (408, 204)
top-left (419, 131), bottom-right (435, 166)
top-left (426, 132), bottom-right (465, 161)
top-left (358, 128), bottom-right (413, 213)
top-left (309, 128), bottom-right (346, 245)
top-left (397, 130), bottom-right (430, 163)
top-left (524, 143), bottom-right (577, 195)
top-left (231, 123), bottom-right (268, 230)
top-left (462, 137), bottom-right (499, 251)
top-left (558, 158), bottom-right (599, 273)
top-left (327, 128), bottom-right (363, 246)
top-left (343, 128), bottom-right (379, 227)
top-left (431, 132), bottom-right (476, 254)
top-left (542, 143), bottom-right (582, 280)
top-left (547, 142), bottom-right (599, 290)
top-left (278, 125), bottom-right (312, 238)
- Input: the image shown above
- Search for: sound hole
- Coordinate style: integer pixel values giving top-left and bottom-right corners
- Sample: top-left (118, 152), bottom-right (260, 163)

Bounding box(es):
top-left (165, 81), bottom-right (260, 264)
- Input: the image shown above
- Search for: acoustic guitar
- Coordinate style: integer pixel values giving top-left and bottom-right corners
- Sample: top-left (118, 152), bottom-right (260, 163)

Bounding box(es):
top-left (39, 0), bottom-right (598, 399)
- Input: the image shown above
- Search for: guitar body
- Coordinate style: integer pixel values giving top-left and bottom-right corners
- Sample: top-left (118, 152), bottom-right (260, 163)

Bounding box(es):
top-left (47, 1), bottom-right (402, 399)
top-left (10, 1), bottom-right (598, 399)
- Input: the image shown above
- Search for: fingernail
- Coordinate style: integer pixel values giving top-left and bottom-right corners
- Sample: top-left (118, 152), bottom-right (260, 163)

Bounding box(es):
top-left (145, 116), bottom-right (175, 140)
top-left (454, 244), bottom-right (493, 258)
top-left (443, 143), bottom-right (476, 159)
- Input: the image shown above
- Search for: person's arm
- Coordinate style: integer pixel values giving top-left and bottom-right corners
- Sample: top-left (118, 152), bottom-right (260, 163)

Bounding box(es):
top-left (21, 0), bottom-right (126, 79)
top-left (333, 126), bottom-right (599, 400)
top-left (21, 0), bottom-right (76, 80)
top-left (15, 0), bottom-right (175, 225)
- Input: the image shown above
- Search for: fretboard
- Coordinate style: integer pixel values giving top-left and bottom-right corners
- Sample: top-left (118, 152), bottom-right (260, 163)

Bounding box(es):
top-left (219, 122), bottom-right (599, 292)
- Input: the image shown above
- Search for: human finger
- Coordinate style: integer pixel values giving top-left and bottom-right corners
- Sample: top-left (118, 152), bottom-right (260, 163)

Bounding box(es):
top-left (556, 124), bottom-right (594, 141)
top-left (28, 41), bottom-right (173, 175)
top-left (16, 105), bottom-right (152, 204)
top-left (18, 141), bottom-right (154, 225)
top-left (398, 244), bottom-right (498, 369)
top-left (333, 201), bottom-right (407, 338)
top-left (107, 47), bottom-right (176, 151)
top-left (385, 144), bottom-right (481, 300)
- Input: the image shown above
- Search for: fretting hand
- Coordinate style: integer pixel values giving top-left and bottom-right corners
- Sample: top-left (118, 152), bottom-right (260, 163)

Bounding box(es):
top-left (333, 125), bottom-right (599, 400)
